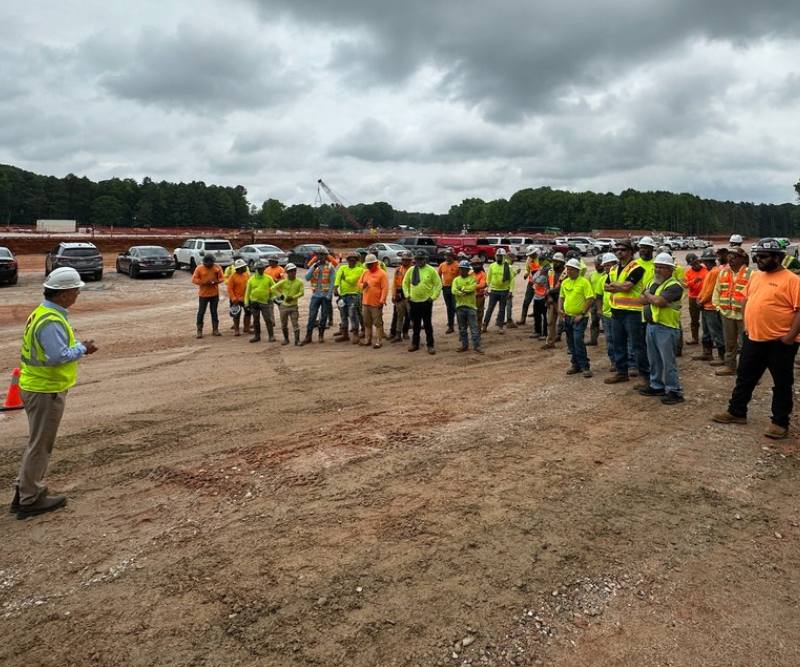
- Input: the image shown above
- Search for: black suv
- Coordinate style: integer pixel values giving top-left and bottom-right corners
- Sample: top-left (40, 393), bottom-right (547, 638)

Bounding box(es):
top-left (45, 242), bottom-right (104, 281)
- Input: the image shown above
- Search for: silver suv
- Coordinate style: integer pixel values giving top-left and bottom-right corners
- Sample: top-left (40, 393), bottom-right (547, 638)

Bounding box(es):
top-left (45, 242), bottom-right (103, 281)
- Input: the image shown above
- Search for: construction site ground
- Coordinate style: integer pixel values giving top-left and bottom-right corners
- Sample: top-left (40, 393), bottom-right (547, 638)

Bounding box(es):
top-left (1, 253), bottom-right (799, 667)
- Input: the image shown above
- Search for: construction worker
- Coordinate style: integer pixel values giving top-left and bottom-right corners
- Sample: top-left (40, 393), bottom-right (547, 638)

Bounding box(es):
top-left (11, 267), bottom-right (98, 518)
top-left (482, 248), bottom-right (512, 333)
top-left (225, 258), bottom-right (250, 331)
top-left (694, 248), bottom-right (726, 363)
top-left (729, 234), bottom-right (744, 248)
top-left (530, 254), bottom-right (550, 339)
top-left (245, 260), bottom-right (276, 343)
top-left (637, 253), bottom-right (685, 404)
top-left (264, 256), bottom-right (285, 282)
top-left (389, 250), bottom-right (412, 343)
top-left (438, 250), bottom-right (459, 334)
top-left (517, 246), bottom-right (540, 325)
top-left (302, 253), bottom-right (336, 345)
top-left (541, 252), bottom-right (566, 349)
top-left (402, 250), bottom-right (442, 354)
top-left (470, 256), bottom-right (488, 325)
top-left (559, 258), bottom-right (595, 378)
top-left (712, 247), bottom-right (753, 376)
top-left (333, 252), bottom-right (364, 343)
top-left (587, 255), bottom-right (606, 346)
top-left (358, 254), bottom-right (389, 348)
top-left (504, 255), bottom-right (520, 329)
top-left (599, 253), bottom-right (619, 370)
top-left (306, 245), bottom-right (339, 267)
top-left (226, 259), bottom-right (250, 336)
top-left (452, 260), bottom-right (483, 353)
top-left (603, 240), bottom-right (649, 384)
top-left (713, 238), bottom-right (800, 440)
top-left (192, 253), bottom-right (225, 338)
top-left (273, 263), bottom-right (305, 346)
top-left (636, 237), bottom-right (657, 287)
top-left (683, 253), bottom-right (706, 346)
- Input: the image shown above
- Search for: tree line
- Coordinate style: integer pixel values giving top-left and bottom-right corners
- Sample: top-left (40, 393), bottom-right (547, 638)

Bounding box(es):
top-left (1, 163), bottom-right (798, 236)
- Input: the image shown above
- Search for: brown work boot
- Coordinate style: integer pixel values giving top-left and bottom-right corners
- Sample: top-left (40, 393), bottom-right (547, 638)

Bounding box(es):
top-left (693, 347), bottom-right (713, 361)
top-left (712, 412), bottom-right (747, 425)
top-left (715, 367), bottom-right (736, 376)
top-left (764, 423), bottom-right (789, 440)
top-left (541, 342), bottom-right (555, 350)
top-left (456, 346), bottom-right (468, 352)
top-left (318, 327), bottom-right (325, 343)
top-left (300, 331), bottom-right (313, 346)
top-left (234, 326), bottom-right (240, 337)
top-left (506, 321), bottom-right (518, 329)
top-left (212, 326), bottom-right (221, 337)
top-left (709, 359), bottom-right (726, 367)
top-left (408, 344), bottom-right (420, 352)
top-left (196, 327), bottom-right (203, 339)
top-left (604, 373), bottom-right (629, 384)
top-left (633, 382), bottom-right (650, 392)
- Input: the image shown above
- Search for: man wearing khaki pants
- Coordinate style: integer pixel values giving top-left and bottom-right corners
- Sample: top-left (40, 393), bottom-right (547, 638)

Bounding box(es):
top-left (12, 267), bottom-right (98, 519)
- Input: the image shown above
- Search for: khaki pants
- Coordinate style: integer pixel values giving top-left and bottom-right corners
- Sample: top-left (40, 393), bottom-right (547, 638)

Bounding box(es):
top-left (279, 304), bottom-right (299, 332)
top-left (546, 301), bottom-right (561, 344)
top-left (476, 294), bottom-right (485, 325)
top-left (362, 305), bottom-right (384, 341)
top-left (16, 390), bottom-right (67, 505)
top-left (722, 315), bottom-right (744, 370)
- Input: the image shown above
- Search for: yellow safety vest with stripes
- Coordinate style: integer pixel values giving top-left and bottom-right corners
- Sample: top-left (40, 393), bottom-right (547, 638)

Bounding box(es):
top-left (610, 260), bottom-right (646, 311)
top-left (647, 277), bottom-right (684, 329)
top-left (20, 304), bottom-right (79, 393)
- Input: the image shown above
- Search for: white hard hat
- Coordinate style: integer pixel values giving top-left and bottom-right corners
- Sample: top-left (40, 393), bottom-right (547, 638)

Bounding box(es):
top-left (43, 267), bottom-right (85, 290)
top-left (729, 234), bottom-right (743, 244)
top-left (526, 245), bottom-right (538, 255)
top-left (233, 259), bottom-right (247, 269)
top-left (364, 253), bottom-right (379, 264)
top-left (565, 258), bottom-right (582, 270)
top-left (654, 252), bottom-right (675, 267)
top-left (551, 252), bottom-right (565, 262)
top-left (638, 236), bottom-right (656, 248)
top-left (496, 247), bottom-right (507, 256)
top-left (285, 263), bottom-right (297, 271)
top-left (601, 252), bottom-right (619, 265)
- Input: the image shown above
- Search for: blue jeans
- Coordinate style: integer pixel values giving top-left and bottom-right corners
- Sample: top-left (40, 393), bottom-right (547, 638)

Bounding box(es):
top-left (307, 295), bottom-right (329, 333)
top-left (456, 306), bottom-right (481, 349)
top-left (483, 290), bottom-right (509, 327)
top-left (339, 294), bottom-right (361, 332)
top-left (564, 315), bottom-right (589, 370)
top-left (646, 324), bottom-right (682, 396)
top-left (602, 315), bottom-right (615, 364)
top-left (611, 310), bottom-right (649, 379)
top-left (702, 309), bottom-right (725, 355)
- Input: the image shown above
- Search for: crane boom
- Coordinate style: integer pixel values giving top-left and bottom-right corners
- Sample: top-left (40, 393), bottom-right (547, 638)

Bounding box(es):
top-left (317, 178), bottom-right (364, 230)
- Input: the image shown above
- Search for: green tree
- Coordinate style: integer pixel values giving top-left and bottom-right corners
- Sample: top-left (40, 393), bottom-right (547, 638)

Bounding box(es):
top-left (90, 195), bottom-right (125, 227)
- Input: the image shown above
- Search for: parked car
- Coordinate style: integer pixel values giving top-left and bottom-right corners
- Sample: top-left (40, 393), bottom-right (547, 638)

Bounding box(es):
top-left (367, 242), bottom-right (407, 267)
top-left (288, 243), bottom-right (331, 267)
top-left (116, 246), bottom-right (175, 278)
top-left (45, 242), bottom-right (103, 281)
top-left (0, 246), bottom-right (18, 285)
top-left (237, 244), bottom-right (289, 267)
top-left (434, 236), bottom-right (504, 262)
top-left (173, 238), bottom-right (235, 271)
top-left (505, 236), bottom-right (536, 260)
top-left (594, 238), bottom-right (615, 253)
top-left (566, 237), bottom-right (599, 256)
top-left (396, 236), bottom-right (451, 263)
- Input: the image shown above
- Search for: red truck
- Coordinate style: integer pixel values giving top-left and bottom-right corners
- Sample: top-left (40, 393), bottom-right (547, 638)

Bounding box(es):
top-left (434, 235), bottom-right (510, 262)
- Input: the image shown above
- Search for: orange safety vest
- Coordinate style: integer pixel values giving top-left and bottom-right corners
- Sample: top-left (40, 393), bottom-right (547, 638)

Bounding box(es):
top-left (547, 267), bottom-right (564, 290)
top-left (526, 260), bottom-right (541, 284)
top-left (717, 266), bottom-right (753, 313)
top-left (310, 264), bottom-right (333, 292)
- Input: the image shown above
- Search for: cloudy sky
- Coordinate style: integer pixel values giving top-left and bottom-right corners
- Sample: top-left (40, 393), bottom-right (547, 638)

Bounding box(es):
top-left (2, 0), bottom-right (799, 213)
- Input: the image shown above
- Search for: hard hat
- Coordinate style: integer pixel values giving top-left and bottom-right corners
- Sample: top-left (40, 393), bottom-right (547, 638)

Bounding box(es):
top-left (552, 252), bottom-right (565, 262)
top-left (457, 251), bottom-right (469, 259)
top-left (654, 252), bottom-right (675, 267)
top-left (526, 245), bottom-right (538, 255)
top-left (685, 253), bottom-right (698, 263)
top-left (285, 263), bottom-right (297, 271)
top-left (496, 247), bottom-right (507, 256)
top-left (43, 267), bottom-right (85, 290)
top-left (401, 250), bottom-right (413, 259)
top-left (229, 303), bottom-right (242, 317)
top-left (753, 238), bottom-right (786, 255)
top-left (638, 236), bottom-right (656, 248)
top-left (233, 259), bottom-right (247, 269)
top-left (470, 255), bottom-right (482, 264)
top-left (458, 260), bottom-right (471, 269)
top-left (273, 294), bottom-right (285, 305)
top-left (565, 258), bottom-right (582, 270)
top-left (729, 234), bottom-right (743, 244)
top-left (414, 250), bottom-right (427, 259)
top-left (614, 240), bottom-right (633, 250)
top-left (700, 248), bottom-right (717, 261)
top-left (268, 255), bottom-right (279, 262)
top-left (364, 253), bottom-right (379, 264)
top-left (601, 252), bottom-right (618, 265)
top-left (346, 251), bottom-right (359, 260)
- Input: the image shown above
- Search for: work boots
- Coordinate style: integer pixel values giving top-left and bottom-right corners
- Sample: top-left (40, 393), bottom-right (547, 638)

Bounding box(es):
top-left (692, 346), bottom-right (713, 361)
top-left (300, 331), bottom-right (313, 346)
top-left (234, 325), bottom-right (241, 337)
top-left (318, 326), bottom-right (325, 343)
top-left (196, 327), bottom-right (203, 339)
top-left (294, 330), bottom-right (301, 346)
top-left (506, 320), bottom-right (517, 329)
top-left (212, 325), bottom-right (221, 337)
top-left (266, 323), bottom-right (275, 342)
top-left (281, 327), bottom-right (290, 345)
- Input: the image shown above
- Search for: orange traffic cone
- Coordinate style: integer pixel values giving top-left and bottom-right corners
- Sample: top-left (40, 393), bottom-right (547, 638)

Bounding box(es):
top-left (1, 368), bottom-right (23, 411)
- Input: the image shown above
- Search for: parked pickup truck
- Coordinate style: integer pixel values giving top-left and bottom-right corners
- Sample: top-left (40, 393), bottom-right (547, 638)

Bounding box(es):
top-left (396, 236), bottom-right (451, 263)
top-left (434, 235), bottom-right (508, 262)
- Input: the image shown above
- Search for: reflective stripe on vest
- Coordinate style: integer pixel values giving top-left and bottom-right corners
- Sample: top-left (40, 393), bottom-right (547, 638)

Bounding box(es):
top-left (19, 305), bottom-right (79, 393)
top-left (647, 277), bottom-right (684, 329)
top-left (547, 268), bottom-right (564, 290)
top-left (717, 266), bottom-right (753, 312)
top-left (311, 265), bottom-right (333, 292)
top-left (610, 260), bottom-right (645, 311)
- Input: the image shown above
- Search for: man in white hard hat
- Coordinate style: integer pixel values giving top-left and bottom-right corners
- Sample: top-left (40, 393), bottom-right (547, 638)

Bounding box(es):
top-left (636, 236), bottom-right (657, 287)
top-left (558, 258), bottom-right (595, 377)
top-left (517, 246), bottom-right (541, 326)
top-left (541, 252), bottom-right (566, 349)
top-left (599, 253), bottom-right (619, 370)
top-left (482, 248), bottom-right (513, 333)
top-left (12, 268), bottom-right (98, 518)
top-left (729, 234), bottom-right (743, 248)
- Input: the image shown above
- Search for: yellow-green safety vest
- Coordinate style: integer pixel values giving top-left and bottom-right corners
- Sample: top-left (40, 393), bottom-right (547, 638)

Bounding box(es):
top-left (610, 260), bottom-right (645, 311)
top-left (647, 277), bottom-right (684, 329)
top-left (20, 304), bottom-right (79, 393)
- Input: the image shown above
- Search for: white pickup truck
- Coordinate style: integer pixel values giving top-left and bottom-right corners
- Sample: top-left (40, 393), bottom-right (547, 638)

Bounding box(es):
top-left (173, 238), bottom-right (235, 271)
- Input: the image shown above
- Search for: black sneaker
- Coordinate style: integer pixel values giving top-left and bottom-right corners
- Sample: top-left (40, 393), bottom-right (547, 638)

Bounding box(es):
top-left (638, 386), bottom-right (665, 397)
top-left (16, 494), bottom-right (67, 519)
top-left (661, 392), bottom-right (685, 405)
top-left (9, 487), bottom-right (20, 514)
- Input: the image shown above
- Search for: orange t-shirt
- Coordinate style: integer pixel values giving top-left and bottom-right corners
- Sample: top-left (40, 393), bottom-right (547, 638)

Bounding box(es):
top-left (526, 260), bottom-right (541, 283)
top-left (393, 264), bottom-right (408, 296)
top-left (744, 268), bottom-right (800, 342)
top-left (684, 265), bottom-right (708, 299)
top-left (358, 267), bottom-right (389, 306)
top-left (438, 261), bottom-right (460, 287)
top-left (226, 271), bottom-right (249, 302)
top-left (192, 264), bottom-right (224, 297)
top-left (265, 265), bottom-right (285, 282)
top-left (472, 270), bottom-right (487, 296)
top-left (698, 265), bottom-right (722, 311)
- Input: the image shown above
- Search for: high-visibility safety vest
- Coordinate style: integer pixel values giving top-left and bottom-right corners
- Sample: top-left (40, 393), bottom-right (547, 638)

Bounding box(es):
top-left (547, 268), bottom-right (564, 290)
top-left (646, 277), bottom-right (684, 329)
top-left (717, 266), bottom-right (753, 313)
top-left (638, 258), bottom-right (654, 289)
top-left (525, 260), bottom-right (540, 284)
top-left (20, 304), bottom-right (79, 393)
top-left (309, 264), bottom-right (333, 293)
top-left (782, 255), bottom-right (800, 274)
top-left (610, 260), bottom-right (646, 311)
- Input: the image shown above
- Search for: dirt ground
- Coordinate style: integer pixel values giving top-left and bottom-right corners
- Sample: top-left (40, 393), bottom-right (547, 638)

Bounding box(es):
top-left (1, 254), bottom-right (799, 667)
